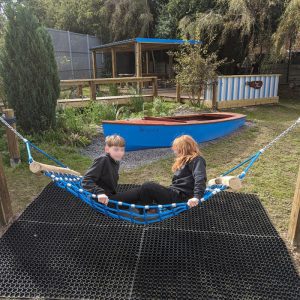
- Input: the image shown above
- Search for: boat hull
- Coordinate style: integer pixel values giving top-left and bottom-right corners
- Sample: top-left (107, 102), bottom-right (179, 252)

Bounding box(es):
top-left (103, 116), bottom-right (246, 151)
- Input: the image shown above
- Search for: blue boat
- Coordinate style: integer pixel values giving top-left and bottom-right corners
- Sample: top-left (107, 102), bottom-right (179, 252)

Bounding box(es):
top-left (102, 112), bottom-right (246, 151)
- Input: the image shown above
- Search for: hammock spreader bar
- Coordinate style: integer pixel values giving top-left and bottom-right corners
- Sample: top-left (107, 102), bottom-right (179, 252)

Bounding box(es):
top-left (0, 114), bottom-right (299, 225)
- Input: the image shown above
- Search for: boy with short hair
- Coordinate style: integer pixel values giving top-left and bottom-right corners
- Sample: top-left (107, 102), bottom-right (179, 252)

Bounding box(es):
top-left (82, 134), bottom-right (125, 205)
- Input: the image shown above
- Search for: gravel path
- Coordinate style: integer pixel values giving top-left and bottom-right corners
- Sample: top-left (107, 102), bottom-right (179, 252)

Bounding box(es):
top-left (79, 121), bottom-right (253, 170)
top-left (79, 130), bottom-right (174, 170)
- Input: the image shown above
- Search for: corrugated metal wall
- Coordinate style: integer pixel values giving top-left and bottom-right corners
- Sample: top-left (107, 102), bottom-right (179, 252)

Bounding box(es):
top-left (205, 74), bottom-right (280, 102)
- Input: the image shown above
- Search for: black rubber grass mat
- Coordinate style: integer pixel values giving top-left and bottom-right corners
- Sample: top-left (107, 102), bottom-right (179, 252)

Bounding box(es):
top-left (19, 183), bottom-right (277, 236)
top-left (0, 182), bottom-right (299, 299)
top-left (131, 229), bottom-right (299, 300)
top-left (0, 221), bottom-right (143, 299)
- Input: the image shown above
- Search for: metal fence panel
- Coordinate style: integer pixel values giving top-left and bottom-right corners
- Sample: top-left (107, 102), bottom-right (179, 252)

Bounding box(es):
top-left (46, 28), bottom-right (104, 80)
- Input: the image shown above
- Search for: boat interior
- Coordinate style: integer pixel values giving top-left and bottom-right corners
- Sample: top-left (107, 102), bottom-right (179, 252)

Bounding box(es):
top-left (143, 114), bottom-right (235, 123)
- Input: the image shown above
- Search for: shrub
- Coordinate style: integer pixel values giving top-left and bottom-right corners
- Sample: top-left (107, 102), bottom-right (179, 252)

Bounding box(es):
top-left (0, 5), bottom-right (60, 133)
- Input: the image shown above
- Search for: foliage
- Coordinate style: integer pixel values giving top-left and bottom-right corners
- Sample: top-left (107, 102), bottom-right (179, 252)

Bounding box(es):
top-left (108, 84), bottom-right (119, 96)
top-left (22, 0), bottom-right (153, 43)
top-left (0, 2), bottom-right (6, 105)
top-left (82, 101), bottom-right (118, 122)
top-left (151, 97), bottom-right (171, 116)
top-left (0, 76), bottom-right (6, 107)
top-left (155, 0), bottom-right (215, 38)
top-left (0, 4), bottom-right (60, 133)
top-left (177, 0), bottom-right (283, 70)
top-left (17, 101), bottom-right (118, 147)
top-left (3, 0), bottom-right (292, 66)
top-left (128, 86), bottom-right (144, 113)
top-left (273, 0), bottom-right (300, 56)
top-left (11, 0), bottom-right (291, 68)
top-left (173, 42), bottom-right (224, 106)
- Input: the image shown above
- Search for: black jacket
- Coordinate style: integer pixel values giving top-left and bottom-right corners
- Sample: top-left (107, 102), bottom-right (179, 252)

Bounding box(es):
top-left (81, 153), bottom-right (120, 196)
top-left (170, 156), bottom-right (207, 199)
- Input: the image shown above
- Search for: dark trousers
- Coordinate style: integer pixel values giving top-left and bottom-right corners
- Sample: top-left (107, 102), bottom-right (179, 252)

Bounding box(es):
top-left (107, 182), bottom-right (188, 206)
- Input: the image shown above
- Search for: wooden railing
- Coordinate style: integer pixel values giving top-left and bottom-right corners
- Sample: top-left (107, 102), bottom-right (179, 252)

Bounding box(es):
top-left (60, 76), bottom-right (158, 101)
top-left (0, 77), bottom-right (158, 110)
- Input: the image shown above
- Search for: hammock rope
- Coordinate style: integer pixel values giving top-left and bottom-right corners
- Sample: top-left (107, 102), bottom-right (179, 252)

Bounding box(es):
top-left (1, 113), bottom-right (299, 225)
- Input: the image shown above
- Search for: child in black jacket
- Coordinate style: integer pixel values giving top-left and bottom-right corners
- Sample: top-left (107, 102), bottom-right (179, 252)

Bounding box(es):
top-left (82, 135), bottom-right (125, 205)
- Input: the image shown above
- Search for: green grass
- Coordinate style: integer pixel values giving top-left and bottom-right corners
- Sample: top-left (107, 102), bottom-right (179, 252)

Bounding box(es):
top-left (0, 136), bottom-right (91, 215)
top-left (1, 98), bottom-right (300, 239)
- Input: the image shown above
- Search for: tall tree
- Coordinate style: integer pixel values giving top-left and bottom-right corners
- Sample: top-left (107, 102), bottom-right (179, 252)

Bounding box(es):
top-left (20, 0), bottom-right (58, 28)
top-left (155, 0), bottom-right (216, 38)
top-left (22, 0), bottom-right (153, 43)
top-left (178, 0), bottom-right (283, 71)
top-left (0, 1), bottom-right (6, 38)
top-left (273, 0), bottom-right (300, 55)
top-left (103, 0), bottom-right (153, 41)
top-left (0, 2), bottom-right (7, 104)
top-left (0, 4), bottom-right (60, 133)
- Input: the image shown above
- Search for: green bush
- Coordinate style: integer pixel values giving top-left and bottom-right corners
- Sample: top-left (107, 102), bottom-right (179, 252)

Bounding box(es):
top-left (116, 106), bottom-right (131, 119)
top-left (129, 95), bottom-right (144, 113)
top-left (82, 101), bottom-right (117, 122)
top-left (57, 107), bottom-right (85, 133)
top-left (128, 86), bottom-right (144, 113)
top-left (108, 84), bottom-right (119, 96)
top-left (0, 5), bottom-right (60, 133)
top-left (151, 97), bottom-right (173, 116)
top-left (48, 102), bottom-right (118, 146)
top-left (52, 107), bottom-right (97, 146)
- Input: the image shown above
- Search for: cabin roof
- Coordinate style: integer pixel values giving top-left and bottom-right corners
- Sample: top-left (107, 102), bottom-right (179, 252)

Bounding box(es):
top-left (90, 37), bottom-right (202, 52)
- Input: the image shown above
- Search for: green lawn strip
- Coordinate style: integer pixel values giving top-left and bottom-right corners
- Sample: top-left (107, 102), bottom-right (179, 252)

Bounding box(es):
top-left (1, 140), bottom-right (92, 215)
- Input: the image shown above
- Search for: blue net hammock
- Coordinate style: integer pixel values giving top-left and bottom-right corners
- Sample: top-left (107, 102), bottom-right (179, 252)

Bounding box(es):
top-left (1, 115), bottom-right (299, 225)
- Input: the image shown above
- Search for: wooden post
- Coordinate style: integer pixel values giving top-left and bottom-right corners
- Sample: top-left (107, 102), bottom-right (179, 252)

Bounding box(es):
top-left (92, 51), bottom-right (97, 79)
top-left (212, 82), bottom-right (217, 110)
top-left (135, 42), bottom-right (142, 77)
top-left (3, 109), bottom-right (21, 167)
top-left (0, 153), bottom-right (13, 226)
top-left (151, 50), bottom-right (156, 73)
top-left (111, 48), bottom-right (117, 78)
top-left (288, 165), bottom-right (300, 250)
top-left (152, 77), bottom-right (158, 98)
top-left (176, 82), bottom-right (181, 103)
top-left (145, 51), bottom-right (149, 88)
top-left (146, 51), bottom-right (149, 75)
top-left (168, 53), bottom-right (174, 79)
top-left (135, 42), bottom-right (142, 92)
top-left (77, 85), bottom-right (83, 98)
top-left (89, 81), bottom-right (96, 100)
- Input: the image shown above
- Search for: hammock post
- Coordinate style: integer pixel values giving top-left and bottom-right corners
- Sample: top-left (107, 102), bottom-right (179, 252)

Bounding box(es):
top-left (0, 153), bottom-right (13, 226)
top-left (288, 165), bottom-right (300, 251)
top-left (2, 109), bottom-right (21, 167)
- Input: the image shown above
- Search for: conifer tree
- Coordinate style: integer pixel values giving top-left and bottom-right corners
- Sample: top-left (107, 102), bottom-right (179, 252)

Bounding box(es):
top-left (0, 4), bottom-right (60, 133)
